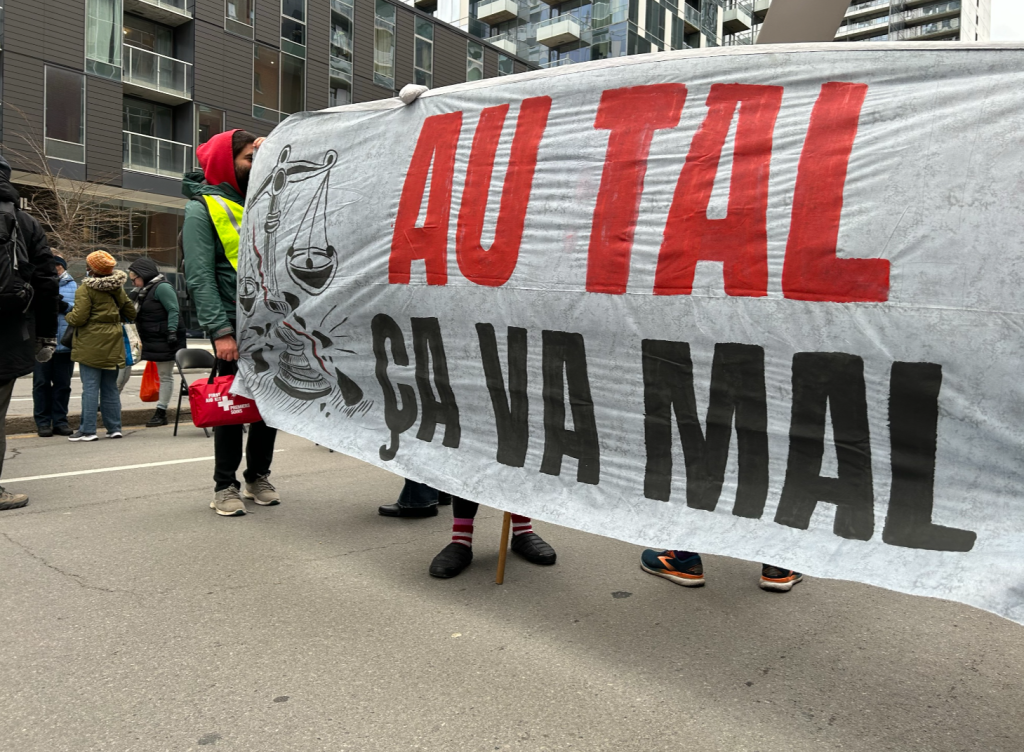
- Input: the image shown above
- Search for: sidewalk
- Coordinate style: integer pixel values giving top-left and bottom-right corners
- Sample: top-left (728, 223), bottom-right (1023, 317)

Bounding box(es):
top-left (6, 339), bottom-right (214, 434)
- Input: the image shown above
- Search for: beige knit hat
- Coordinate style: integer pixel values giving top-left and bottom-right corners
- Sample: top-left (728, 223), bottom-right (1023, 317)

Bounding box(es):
top-left (86, 250), bottom-right (117, 276)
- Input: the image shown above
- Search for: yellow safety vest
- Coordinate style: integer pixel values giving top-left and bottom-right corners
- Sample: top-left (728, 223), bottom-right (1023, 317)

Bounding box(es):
top-left (201, 195), bottom-right (244, 271)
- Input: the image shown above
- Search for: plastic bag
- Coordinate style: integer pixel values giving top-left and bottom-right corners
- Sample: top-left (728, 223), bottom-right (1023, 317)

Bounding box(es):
top-left (140, 360), bottom-right (160, 402)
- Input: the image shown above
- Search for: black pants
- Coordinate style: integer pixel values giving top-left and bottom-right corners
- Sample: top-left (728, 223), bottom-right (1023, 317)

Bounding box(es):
top-left (448, 494), bottom-right (479, 519)
top-left (213, 356), bottom-right (278, 491)
top-left (33, 352), bottom-right (74, 429)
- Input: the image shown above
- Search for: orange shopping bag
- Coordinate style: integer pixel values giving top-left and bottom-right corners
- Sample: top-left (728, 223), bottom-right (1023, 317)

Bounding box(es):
top-left (139, 361), bottom-right (160, 402)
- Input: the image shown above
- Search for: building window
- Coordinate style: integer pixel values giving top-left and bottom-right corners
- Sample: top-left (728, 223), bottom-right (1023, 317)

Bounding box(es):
top-left (467, 40), bottom-right (483, 81)
top-left (497, 54), bottom-right (514, 76)
top-left (282, 0), bottom-right (307, 57)
top-left (253, 44), bottom-right (305, 122)
top-left (123, 97), bottom-right (190, 178)
top-left (44, 67), bottom-right (85, 163)
top-left (330, 0), bottom-right (354, 103)
top-left (124, 14), bottom-right (174, 56)
top-left (226, 0), bottom-right (255, 38)
top-left (85, 0), bottom-right (122, 80)
top-left (196, 105), bottom-right (226, 147)
top-left (374, 0), bottom-right (396, 90)
top-left (414, 18), bottom-right (434, 88)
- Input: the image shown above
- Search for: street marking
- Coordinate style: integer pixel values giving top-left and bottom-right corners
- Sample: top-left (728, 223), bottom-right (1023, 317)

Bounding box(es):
top-left (3, 450), bottom-right (286, 484)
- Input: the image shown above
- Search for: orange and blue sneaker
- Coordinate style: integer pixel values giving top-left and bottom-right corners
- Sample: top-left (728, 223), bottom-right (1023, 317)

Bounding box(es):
top-left (640, 549), bottom-right (705, 587)
top-left (759, 565), bottom-right (803, 592)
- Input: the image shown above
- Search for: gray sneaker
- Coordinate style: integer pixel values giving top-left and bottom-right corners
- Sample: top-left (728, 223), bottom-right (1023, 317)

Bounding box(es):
top-left (243, 474), bottom-right (280, 506)
top-left (211, 486), bottom-right (246, 516)
top-left (0, 487), bottom-right (29, 511)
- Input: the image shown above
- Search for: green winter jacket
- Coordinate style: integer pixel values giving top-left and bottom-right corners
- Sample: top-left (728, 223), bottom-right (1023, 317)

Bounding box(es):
top-left (65, 270), bottom-right (137, 370)
top-left (181, 170), bottom-right (243, 341)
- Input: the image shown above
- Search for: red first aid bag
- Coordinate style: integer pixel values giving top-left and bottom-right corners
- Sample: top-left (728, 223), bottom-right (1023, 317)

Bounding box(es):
top-left (188, 365), bottom-right (262, 428)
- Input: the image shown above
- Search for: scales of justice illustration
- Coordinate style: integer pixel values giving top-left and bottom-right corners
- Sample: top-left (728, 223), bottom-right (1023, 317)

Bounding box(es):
top-left (243, 146), bottom-right (340, 402)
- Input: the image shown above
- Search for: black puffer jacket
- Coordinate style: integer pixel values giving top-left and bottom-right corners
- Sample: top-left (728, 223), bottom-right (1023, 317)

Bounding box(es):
top-left (128, 257), bottom-right (185, 362)
top-left (0, 156), bottom-right (58, 383)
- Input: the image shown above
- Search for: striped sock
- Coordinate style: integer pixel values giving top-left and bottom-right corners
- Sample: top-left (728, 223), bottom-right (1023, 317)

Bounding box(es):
top-left (511, 514), bottom-right (532, 537)
top-left (452, 517), bottom-right (474, 548)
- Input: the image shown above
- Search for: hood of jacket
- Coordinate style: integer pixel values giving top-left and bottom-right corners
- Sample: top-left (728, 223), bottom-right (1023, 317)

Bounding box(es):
top-left (181, 169), bottom-right (246, 205)
top-left (195, 129), bottom-right (242, 195)
top-left (128, 256), bottom-right (160, 283)
top-left (83, 269), bottom-right (127, 292)
top-left (59, 270), bottom-right (75, 287)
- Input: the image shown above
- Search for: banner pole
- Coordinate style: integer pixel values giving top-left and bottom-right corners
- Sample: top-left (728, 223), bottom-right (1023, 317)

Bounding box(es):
top-left (496, 511), bottom-right (512, 585)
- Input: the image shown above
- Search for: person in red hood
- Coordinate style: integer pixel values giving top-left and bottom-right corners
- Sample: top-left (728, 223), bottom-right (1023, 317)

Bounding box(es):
top-left (182, 129), bottom-right (280, 517)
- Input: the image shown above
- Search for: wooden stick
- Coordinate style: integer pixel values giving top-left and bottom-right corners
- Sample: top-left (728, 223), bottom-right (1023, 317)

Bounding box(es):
top-left (496, 511), bottom-right (512, 585)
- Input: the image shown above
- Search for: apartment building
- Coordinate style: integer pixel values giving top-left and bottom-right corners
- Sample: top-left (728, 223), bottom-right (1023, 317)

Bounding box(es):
top-left (720, 0), bottom-right (991, 46)
top-left (0, 0), bottom-right (531, 287)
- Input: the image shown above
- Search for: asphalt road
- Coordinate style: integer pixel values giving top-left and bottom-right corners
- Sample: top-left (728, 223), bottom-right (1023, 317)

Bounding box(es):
top-left (1, 427), bottom-right (1022, 751)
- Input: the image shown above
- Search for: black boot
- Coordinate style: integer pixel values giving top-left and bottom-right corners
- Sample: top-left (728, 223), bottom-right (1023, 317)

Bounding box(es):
top-left (429, 543), bottom-right (473, 578)
top-left (511, 532), bottom-right (557, 565)
top-left (146, 407), bottom-right (168, 427)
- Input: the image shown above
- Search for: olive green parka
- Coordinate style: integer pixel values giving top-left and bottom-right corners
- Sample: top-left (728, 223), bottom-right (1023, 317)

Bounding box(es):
top-left (65, 269), bottom-right (137, 369)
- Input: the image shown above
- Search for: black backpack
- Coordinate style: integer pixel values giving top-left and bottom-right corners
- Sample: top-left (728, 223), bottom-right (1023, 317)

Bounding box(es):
top-left (0, 201), bottom-right (32, 313)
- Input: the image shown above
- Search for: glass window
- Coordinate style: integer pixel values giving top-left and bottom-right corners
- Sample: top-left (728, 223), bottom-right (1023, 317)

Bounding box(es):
top-left (124, 14), bottom-right (174, 56)
top-left (226, 0), bottom-right (255, 38)
top-left (374, 0), bottom-right (396, 90)
top-left (280, 53), bottom-right (305, 115)
top-left (497, 54), bottom-right (514, 76)
top-left (85, 0), bottom-right (122, 80)
top-left (281, 0), bottom-right (306, 55)
top-left (253, 44), bottom-right (281, 121)
top-left (414, 18), bottom-right (433, 88)
top-left (330, 81), bottom-right (352, 108)
top-left (331, 14), bottom-right (354, 85)
top-left (467, 40), bottom-right (483, 81)
top-left (282, 0), bottom-right (305, 21)
top-left (45, 67), bottom-right (85, 163)
top-left (123, 97), bottom-right (173, 139)
top-left (196, 104), bottom-right (226, 147)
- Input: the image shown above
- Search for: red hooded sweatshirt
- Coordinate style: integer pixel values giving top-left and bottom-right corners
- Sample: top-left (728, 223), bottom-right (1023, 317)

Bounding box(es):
top-left (196, 129), bottom-right (242, 195)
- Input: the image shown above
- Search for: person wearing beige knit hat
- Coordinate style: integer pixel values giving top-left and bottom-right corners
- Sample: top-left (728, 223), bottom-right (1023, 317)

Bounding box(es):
top-left (65, 250), bottom-right (136, 441)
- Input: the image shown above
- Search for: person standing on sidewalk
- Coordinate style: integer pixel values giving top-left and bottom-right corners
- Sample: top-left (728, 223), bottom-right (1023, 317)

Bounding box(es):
top-left (65, 250), bottom-right (136, 442)
top-left (182, 129), bottom-right (280, 517)
top-left (0, 154), bottom-right (59, 509)
top-left (32, 255), bottom-right (77, 437)
top-left (127, 257), bottom-right (185, 427)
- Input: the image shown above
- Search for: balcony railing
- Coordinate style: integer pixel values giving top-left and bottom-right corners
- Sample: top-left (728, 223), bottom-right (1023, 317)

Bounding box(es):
top-left (123, 131), bottom-right (192, 178)
top-left (537, 14), bottom-right (585, 47)
top-left (837, 14), bottom-right (890, 36)
top-left (894, 15), bottom-right (959, 39)
top-left (592, 0), bottom-right (629, 29)
top-left (477, 0), bottom-right (519, 24)
top-left (539, 57), bottom-right (575, 68)
top-left (897, 0), bottom-right (960, 23)
top-left (846, 0), bottom-right (889, 15)
top-left (484, 32), bottom-right (518, 55)
top-left (124, 0), bottom-right (191, 26)
top-left (122, 44), bottom-right (191, 103)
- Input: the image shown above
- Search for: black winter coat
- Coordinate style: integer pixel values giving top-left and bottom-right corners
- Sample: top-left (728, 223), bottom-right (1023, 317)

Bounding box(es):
top-left (0, 180), bottom-right (58, 383)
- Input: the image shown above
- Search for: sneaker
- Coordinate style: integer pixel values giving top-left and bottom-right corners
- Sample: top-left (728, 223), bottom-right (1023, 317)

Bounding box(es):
top-left (510, 532), bottom-right (556, 565)
top-left (37, 425), bottom-right (53, 438)
top-left (759, 565), bottom-right (804, 592)
top-left (68, 431), bottom-right (98, 442)
top-left (211, 486), bottom-right (247, 516)
top-left (146, 408), bottom-right (168, 428)
top-left (0, 487), bottom-right (29, 511)
top-left (242, 474), bottom-right (280, 506)
top-left (640, 549), bottom-right (705, 587)
top-left (53, 424), bottom-right (73, 436)
top-left (429, 542), bottom-right (473, 578)
top-left (107, 431), bottom-right (123, 439)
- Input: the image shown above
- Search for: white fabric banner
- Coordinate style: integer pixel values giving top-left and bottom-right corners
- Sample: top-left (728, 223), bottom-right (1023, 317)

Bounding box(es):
top-left (235, 43), bottom-right (1024, 624)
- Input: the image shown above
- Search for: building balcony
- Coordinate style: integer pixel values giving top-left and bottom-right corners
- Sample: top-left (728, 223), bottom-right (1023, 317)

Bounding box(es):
top-left (537, 15), bottom-right (582, 47)
top-left (835, 14), bottom-right (890, 39)
top-left (485, 32), bottom-right (518, 55)
top-left (894, 15), bottom-right (959, 39)
top-left (845, 0), bottom-right (890, 21)
top-left (122, 45), bottom-right (192, 104)
top-left (123, 131), bottom-right (192, 179)
top-left (330, 0), bottom-right (353, 18)
top-left (477, 0), bottom-right (519, 24)
top-left (751, 0), bottom-right (770, 22)
top-left (722, 1), bottom-right (753, 33)
top-left (413, 0), bottom-right (436, 10)
top-left (539, 57), bottom-right (575, 68)
top-left (592, 0), bottom-right (629, 29)
top-left (896, 0), bottom-right (961, 25)
top-left (724, 29), bottom-right (754, 45)
top-left (124, 0), bottom-right (192, 27)
top-left (683, 2), bottom-right (701, 32)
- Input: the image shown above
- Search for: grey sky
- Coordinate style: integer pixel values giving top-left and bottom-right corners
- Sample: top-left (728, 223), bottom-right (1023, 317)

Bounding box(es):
top-left (991, 0), bottom-right (1024, 41)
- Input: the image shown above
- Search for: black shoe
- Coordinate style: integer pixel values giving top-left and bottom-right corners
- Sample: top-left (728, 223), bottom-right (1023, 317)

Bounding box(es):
top-left (52, 424), bottom-right (73, 436)
top-left (146, 408), bottom-right (168, 428)
top-left (36, 425), bottom-right (53, 437)
top-left (429, 542), bottom-right (473, 578)
top-left (437, 492), bottom-right (452, 506)
top-left (378, 502), bottom-right (438, 518)
top-left (511, 532), bottom-right (557, 565)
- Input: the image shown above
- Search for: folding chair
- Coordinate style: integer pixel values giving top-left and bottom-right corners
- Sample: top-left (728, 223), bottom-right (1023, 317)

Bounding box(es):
top-left (174, 348), bottom-right (216, 437)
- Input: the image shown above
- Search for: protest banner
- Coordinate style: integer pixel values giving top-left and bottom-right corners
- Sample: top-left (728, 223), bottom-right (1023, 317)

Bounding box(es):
top-left (234, 42), bottom-right (1024, 624)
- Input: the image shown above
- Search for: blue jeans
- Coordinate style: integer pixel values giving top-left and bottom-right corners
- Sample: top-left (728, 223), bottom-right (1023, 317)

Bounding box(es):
top-left (79, 364), bottom-right (121, 435)
top-left (397, 479), bottom-right (438, 509)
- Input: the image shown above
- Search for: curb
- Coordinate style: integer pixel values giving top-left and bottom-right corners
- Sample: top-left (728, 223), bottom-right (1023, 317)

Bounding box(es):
top-left (6, 407), bottom-right (193, 436)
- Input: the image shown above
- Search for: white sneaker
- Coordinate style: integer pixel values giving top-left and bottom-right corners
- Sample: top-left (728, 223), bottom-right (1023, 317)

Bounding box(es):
top-left (68, 431), bottom-right (98, 442)
top-left (107, 431), bottom-right (123, 439)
